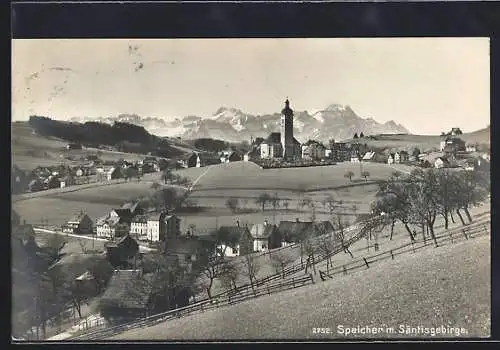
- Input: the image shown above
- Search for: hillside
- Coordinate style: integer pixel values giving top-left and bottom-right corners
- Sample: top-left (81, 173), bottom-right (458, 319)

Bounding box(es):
top-left (69, 104), bottom-right (410, 144)
top-left (11, 121), bottom-right (195, 171)
top-left (111, 235), bottom-right (490, 340)
top-left (345, 126), bottom-right (490, 153)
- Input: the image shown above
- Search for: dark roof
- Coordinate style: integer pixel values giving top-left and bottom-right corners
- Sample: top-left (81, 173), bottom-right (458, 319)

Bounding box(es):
top-left (112, 208), bottom-right (133, 218)
top-left (121, 201), bottom-right (139, 213)
top-left (132, 215), bottom-right (149, 224)
top-left (48, 253), bottom-right (108, 284)
top-left (105, 234), bottom-right (139, 248)
top-left (100, 270), bottom-right (155, 309)
top-left (165, 236), bottom-right (213, 254)
top-left (67, 212), bottom-right (91, 224)
top-left (218, 226), bottom-right (251, 242)
top-left (264, 132), bottom-right (281, 144)
top-left (277, 221), bottom-right (314, 241)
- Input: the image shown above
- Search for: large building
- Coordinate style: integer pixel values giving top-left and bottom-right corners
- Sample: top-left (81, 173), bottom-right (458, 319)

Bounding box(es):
top-left (260, 99), bottom-right (301, 160)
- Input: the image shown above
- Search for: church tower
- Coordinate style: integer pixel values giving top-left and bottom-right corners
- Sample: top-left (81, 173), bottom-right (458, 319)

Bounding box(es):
top-left (280, 98), bottom-right (294, 159)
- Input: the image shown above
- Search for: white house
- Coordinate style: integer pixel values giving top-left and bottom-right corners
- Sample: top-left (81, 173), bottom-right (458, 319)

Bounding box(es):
top-left (325, 149), bottom-right (332, 158)
top-left (466, 144), bottom-right (477, 153)
top-left (387, 154), bottom-right (395, 164)
top-left (96, 215), bottom-right (120, 238)
top-left (350, 154), bottom-right (361, 163)
top-left (434, 157), bottom-right (450, 169)
top-left (362, 151), bottom-right (375, 161)
top-left (146, 213), bottom-right (163, 242)
top-left (130, 215), bottom-right (149, 241)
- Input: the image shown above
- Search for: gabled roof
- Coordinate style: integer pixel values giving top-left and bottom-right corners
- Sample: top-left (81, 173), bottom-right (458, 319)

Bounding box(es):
top-left (106, 167), bottom-right (116, 175)
top-left (277, 221), bottom-right (314, 241)
top-left (131, 215), bottom-right (149, 224)
top-left (218, 226), bottom-right (251, 242)
top-left (111, 208), bottom-right (133, 219)
top-left (121, 201), bottom-right (139, 213)
top-left (362, 151), bottom-right (376, 160)
top-left (263, 132), bottom-right (281, 144)
top-left (147, 212), bottom-right (165, 221)
top-left (105, 234), bottom-right (138, 248)
top-left (67, 212), bottom-right (90, 224)
top-left (100, 270), bottom-right (155, 310)
top-left (249, 223), bottom-right (278, 239)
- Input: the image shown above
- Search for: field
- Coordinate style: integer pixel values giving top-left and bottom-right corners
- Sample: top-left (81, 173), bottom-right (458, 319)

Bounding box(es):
top-left (13, 160), bottom-right (404, 233)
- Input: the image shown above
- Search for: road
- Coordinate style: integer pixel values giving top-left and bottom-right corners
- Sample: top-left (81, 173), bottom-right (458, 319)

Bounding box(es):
top-left (33, 228), bottom-right (156, 252)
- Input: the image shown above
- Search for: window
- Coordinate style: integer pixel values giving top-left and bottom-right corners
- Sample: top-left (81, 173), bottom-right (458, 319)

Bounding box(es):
top-left (232, 247), bottom-right (238, 255)
top-left (262, 244), bottom-right (267, 249)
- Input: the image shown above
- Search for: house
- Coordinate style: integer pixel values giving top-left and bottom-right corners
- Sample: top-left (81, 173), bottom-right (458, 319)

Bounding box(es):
top-left (434, 157), bottom-right (450, 169)
top-left (130, 215), bottom-right (149, 241)
top-left (105, 235), bottom-right (140, 269)
top-left (387, 153), bottom-right (395, 165)
top-left (249, 221), bottom-right (282, 252)
top-left (44, 175), bottom-right (61, 189)
top-left (362, 151), bottom-right (375, 161)
top-left (330, 142), bottom-right (350, 162)
top-left (216, 224), bottom-right (254, 257)
top-left (277, 219), bottom-right (334, 245)
top-left (466, 144), bottom-right (477, 153)
top-left (62, 211), bottom-right (94, 235)
top-left (301, 140), bottom-right (327, 161)
top-left (440, 137), bottom-right (466, 153)
top-left (106, 167), bottom-right (122, 181)
top-left (28, 178), bottom-right (44, 192)
top-left (60, 175), bottom-right (75, 188)
top-left (98, 269), bottom-right (155, 321)
top-left (227, 151), bottom-right (242, 162)
top-left (260, 133), bottom-right (283, 159)
top-left (66, 143), bottom-right (83, 150)
top-left (120, 201), bottom-right (145, 217)
top-left (186, 152), bottom-right (221, 168)
top-left (146, 212), bottom-right (181, 242)
top-left (96, 215), bottom-right (121, 238)
top-left (164, 234), bottom-right (217, 272)
top-left (350, 153), bottom-right (361, 163)
top-left (394, 151), bottom-right (409, 164)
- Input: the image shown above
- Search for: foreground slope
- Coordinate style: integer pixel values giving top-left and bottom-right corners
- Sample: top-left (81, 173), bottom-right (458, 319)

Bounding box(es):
top-left (111, 234), bottom-right (490, 340)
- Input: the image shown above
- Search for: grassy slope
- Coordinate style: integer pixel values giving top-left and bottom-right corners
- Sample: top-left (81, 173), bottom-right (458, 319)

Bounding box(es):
top-left (345, 127), bottom-right (490, 152)
top-left (112, 233), bottom-right (490, 340)
top-left (11, 122), bottom-right (194, 171)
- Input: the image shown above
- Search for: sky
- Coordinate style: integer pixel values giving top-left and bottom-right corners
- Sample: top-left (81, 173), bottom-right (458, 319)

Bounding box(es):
top-left (12, 38), bottom-right (490, 134)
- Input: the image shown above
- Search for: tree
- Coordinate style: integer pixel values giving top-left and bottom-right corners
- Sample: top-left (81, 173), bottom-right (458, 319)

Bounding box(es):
top-left (218, 260), bottom-right (239, 293)
top-left (242, 254), bottom-right (260, 293)
top-left (43, 235), bottom-right (67, 263)
top-left (124, 167), bottom-right (138, 182)
top-left (303, 236), bottom-right (319, 275)
top-left (225, 197), bottom-right (240, 213)
top-left (269, 251), bottom-right (295, 279)
top-left (333, 214), bottom-right (354, 258)
top-left (269, 193), bottom-right (281, 223)
top-left (317, 233), bottom-right (336, 274)
top-left (282, 199), bottom-right (289, 211)
top-left (150, 182), bottom-right (162, 192)
top-left (361, 171), bottom-right (370, 182)
top-left (412, 147), bottom-right (421, 159)
top-left (353, 133), bottom-right (359, 139)
top-left (87, 258), bottom-right (114, 294)
top-left (255, 193), bottom-right (271, 211)
top-left (359, 132), bottom-right (364, 138)
top-left (344, 171), bottom-right (354, 183)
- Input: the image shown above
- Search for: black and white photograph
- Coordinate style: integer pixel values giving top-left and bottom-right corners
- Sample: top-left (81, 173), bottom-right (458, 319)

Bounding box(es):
top-left (11, 38), bottom-right (491, 341)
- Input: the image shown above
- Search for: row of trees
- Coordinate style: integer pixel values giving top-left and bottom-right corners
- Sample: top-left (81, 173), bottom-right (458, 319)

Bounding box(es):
top-left (368, 168), bottom-right (489, 246)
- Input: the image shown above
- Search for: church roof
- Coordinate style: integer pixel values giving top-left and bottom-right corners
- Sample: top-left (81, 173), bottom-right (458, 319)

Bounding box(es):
top-left (264, 132), bottom-right (281, 144)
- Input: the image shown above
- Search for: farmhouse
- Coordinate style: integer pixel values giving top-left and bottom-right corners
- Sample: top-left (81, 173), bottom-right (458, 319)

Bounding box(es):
top-left (434, 157), bottom-right (450, 169)
top-left (99, 269), bottom-right (155, 321)
top-left (105, 235), bottom-right (140, 269)
top-left (121, 201), bottom-right (145, 217)
top-left (62, 211), bottom-right (94, 235)
top-left (394, 151), bottom-right (409, 164)
top-left (278, 219), bottom-right (334, 245)
top-left (106, 167), bottom-right (122, 181)
top-left (96, 215), bottom-right (120, 238)
top-left (387, 153), bottom-right (395, 165)
top-left (249, 221), bottom-right (282, 252)
top-left (301, 140), bottom-right (327, 161)
top-left (164, 234), bottom-right (216, 272)
top-left (216, 224), bottom-right (254, 257)
top-left (330, 142), bottom-right (350, 162)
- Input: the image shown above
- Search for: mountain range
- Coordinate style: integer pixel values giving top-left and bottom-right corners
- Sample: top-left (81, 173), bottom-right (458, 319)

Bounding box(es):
top-left (70, 104), bottom-right (410, 143)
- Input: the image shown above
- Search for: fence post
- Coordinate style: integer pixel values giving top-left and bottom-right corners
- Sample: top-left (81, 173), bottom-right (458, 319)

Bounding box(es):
top-left (483, 224), bottom-right (488, 234)
top-left (390, 250), bottom-right (394, 260)
top-left (363, 258), bottom-right (369, 269)
top-left (310, 273), bottom-right (315, 284)
top-left (412, 241), bottom-right (415, 253)
top-left (449, 232), bottom-right (454, 244)
top-left (343, 265), bottom-right (347, 276)
top-left (292, 277), bottom-right (295, 288)
top-left (267, 286), bottom-right (270, 295)
top-left (462, 229), bottom-right (468, 240)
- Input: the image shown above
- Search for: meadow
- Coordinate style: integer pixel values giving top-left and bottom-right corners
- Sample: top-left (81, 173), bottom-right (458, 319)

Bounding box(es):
top-left (112, 234), bottom-right (490, 340)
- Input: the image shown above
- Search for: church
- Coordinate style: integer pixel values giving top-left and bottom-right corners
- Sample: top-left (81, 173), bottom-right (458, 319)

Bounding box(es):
top-left (260, 99), bottom-right (302, 160)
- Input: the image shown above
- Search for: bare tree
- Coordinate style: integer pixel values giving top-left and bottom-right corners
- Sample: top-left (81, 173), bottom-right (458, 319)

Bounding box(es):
top-left (334, 215), bottom-right (354, 258)
top-left (225, 197), bottom-right (240, 214)
top-left (361, 171), bottom-right (370, 182)
top-left (242, 254), bottom-right (260, 293)
top-left (43, 235), bottom-right (67, 263)
top-left (344, 171), bottom-right (355, 183)
top-left (270, 193), bottom-right (281, 224)
top-left (218, 260), bottom-right (239, 294)
top-left (317, 232), bottom-right (336, 274)
top-left (303, 237), bottom-right (319, 275)
top-left (255, 193), bottom-right (271, 212)
top-left (269, 250), bottom-right (295, 279)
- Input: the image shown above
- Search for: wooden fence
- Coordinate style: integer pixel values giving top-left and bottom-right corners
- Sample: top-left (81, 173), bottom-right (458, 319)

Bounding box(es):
top-left (318, 219), bottom-right (490, 282)
top-left (69, 274), bottom-right (314, 340)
